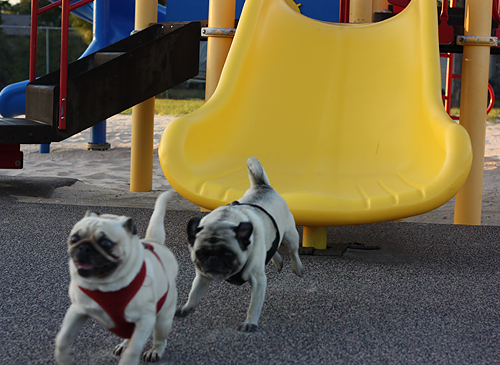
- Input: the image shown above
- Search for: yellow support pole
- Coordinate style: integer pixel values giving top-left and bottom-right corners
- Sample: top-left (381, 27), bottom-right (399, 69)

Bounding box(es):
top-left (454, 0), bottom-right (493, 225)
top-left (349, 0), bottom-right (373, 23)
top-left (199, 0), bottom-right (236, 212)
top-left (205, 0), bottom-right (236, 101)
top-left (371, 0), bottom-right (389, 14)
top-left (130, 0), bottom-right (157, 192)
top-left (302, 226), bottom-right (327, 250)
top-left (372, 0), bottom-right (381, 14)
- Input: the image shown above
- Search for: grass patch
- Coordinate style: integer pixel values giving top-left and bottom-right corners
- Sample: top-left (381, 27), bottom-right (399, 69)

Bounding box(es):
top-left (122, 102), bottom-right (500, 121)
top-left (450, 108), bottom-right (500, 122)
top-left (160, 88), bottom-right (205, 100)
top-left (487, 108), bottom-right (500, 122)
top-left (121, 98), bottom-right (205, 116)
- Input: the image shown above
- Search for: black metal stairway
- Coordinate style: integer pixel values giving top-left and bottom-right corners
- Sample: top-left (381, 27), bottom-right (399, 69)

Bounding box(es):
top-left (0, 22), bottom-right (200, 167)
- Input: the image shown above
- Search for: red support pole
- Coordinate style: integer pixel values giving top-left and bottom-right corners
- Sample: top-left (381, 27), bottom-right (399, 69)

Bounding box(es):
top-left (29, 0), bottom-right (39, 82)
top-left (493, 0), bottom-right (500, 38)
top-left (493, 0), bottom-right (500, 24)
top-left (441, 52), bottom-right (461, 120)
top-left (58, 0), bottom-right (70, 130)
top-left (442, 52), bottom-right (453, 115)
top-left (340, 0), bottom-right (349, 23)
top-left (30, 0), bottom-right (95, 132)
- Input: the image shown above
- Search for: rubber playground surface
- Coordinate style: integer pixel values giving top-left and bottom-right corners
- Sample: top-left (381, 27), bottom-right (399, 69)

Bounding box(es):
top-left (1, 114), bottom-right (500, 363)
top-left (1, 198), bottom-right (500, 364)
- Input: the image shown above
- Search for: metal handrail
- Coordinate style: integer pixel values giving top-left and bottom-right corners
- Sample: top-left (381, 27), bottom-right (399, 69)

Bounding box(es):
top-left (29, 0), bottom-right (95, 130)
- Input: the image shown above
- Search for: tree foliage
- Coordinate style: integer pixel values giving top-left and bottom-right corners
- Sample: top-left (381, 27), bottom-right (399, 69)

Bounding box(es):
top-left (10, 0), bottom-right (62, 26)
top-left (0, 0), bottom-right (91, 89)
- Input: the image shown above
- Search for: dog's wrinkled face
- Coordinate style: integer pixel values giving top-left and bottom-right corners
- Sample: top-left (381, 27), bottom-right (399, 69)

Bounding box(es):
top-left (187, 217), bottom-right (253, 280)
top-left (68, 212), bottom-right (137, 279)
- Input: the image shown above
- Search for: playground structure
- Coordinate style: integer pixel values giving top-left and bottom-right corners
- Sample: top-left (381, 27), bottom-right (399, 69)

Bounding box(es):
top-left (0, 0), bottom-right (339, 187)
top-left (0, 0), bottom-right (200, 178)
top-left (159, 0), bottom-right (494, 248)
top-left (0, 0), bottom-right (495, 249)
top-left (0, 0), bottom-right (167, 153)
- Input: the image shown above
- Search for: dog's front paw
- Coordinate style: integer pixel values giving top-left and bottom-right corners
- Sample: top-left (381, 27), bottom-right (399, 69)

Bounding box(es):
top-left (55, 351), bottom-right (76, 365)
top-left (142, 350), bottom-right (161, 363)
top-left (238, 322), bottom-right (258, 332)
top-left (175, 306), bottom-right (193, 318)
top-left (142, 344), bottom-right (166, 363)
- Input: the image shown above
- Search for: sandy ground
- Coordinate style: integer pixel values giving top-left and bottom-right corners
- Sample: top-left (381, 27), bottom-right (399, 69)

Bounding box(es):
top-left (1, 114), bottom-right (499, 225)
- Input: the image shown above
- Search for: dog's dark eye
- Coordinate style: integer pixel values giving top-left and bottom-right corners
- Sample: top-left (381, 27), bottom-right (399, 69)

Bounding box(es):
top-left (224, 251), bottom-right (233, 257)
top-left (99, 239), bottom-right (113, 249)
top-left (70, 235), bottom-right (80, 245)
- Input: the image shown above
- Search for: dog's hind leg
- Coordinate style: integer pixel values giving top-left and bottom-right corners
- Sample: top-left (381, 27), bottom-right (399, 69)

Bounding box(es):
top-left (271, 252), bottom-right (283, 272)
top-left (282, 226), bottom-right (304, 278)
top-left (143, 286), bottom-right (177, 362)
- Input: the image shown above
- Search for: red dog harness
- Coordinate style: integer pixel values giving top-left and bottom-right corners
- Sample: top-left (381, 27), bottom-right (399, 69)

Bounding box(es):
top-left (79, 243), bottom-right (169, 339)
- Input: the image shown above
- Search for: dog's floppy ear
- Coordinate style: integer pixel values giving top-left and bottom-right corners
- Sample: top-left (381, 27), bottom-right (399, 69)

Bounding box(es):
top-left (187, 217), bottom-right (202, 245)
top-left (122, 217), bottom-right (137, 236)
top-left (234, 222), bottom-right (253, 250)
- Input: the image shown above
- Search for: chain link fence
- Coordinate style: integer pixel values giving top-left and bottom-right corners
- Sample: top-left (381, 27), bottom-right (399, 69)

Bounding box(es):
top-left (1, 23), bottom-right (500, 109)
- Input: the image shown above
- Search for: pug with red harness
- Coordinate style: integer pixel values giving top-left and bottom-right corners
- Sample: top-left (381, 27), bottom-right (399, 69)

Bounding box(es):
top-left (55, 191), bottom-right (178, 365)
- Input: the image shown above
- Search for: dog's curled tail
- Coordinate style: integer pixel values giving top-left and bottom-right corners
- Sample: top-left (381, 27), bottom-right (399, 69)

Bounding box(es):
top-left (145, 190), bottom-right (175, 245)
top-left (247, 156), bottom-right (271, 187)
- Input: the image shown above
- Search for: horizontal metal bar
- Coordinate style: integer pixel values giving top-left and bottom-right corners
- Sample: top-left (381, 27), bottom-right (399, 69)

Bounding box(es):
top-left (456, 35), bottom-right (499, 47)
top-left (201, 27), bottom-right (235, 38)
top-left (37, 0), bottom-right (94, 15)
top-left (0, 25), bottom-right (78, 30)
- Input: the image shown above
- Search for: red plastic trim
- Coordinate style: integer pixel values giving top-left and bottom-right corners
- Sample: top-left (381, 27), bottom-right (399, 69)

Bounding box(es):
top-left (0, 145), bottom-right (23, 169)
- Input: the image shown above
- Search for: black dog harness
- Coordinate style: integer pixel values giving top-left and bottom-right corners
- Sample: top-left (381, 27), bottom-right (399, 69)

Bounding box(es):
top-left (225, 201), bottom-right (280, 285)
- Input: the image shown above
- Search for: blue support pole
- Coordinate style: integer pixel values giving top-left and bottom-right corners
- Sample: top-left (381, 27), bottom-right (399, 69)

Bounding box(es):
top-left (86, 0), bottom-right (111, 151)
top-left (40, 144), bottom-right (50, 153)
top-left (91, 120), bottom-right (107, 143)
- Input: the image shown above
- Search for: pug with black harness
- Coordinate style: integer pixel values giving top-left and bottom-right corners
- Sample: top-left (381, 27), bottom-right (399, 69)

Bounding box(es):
top-left (177, 157), bottom-right (304, 332)
top-left (55, 191), bottom-right (178, 365)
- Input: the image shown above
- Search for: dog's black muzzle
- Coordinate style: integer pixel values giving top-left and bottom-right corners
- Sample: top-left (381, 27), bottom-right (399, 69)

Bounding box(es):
top-left (196, 247), bottom-right (238, 279)
top-left (69, 239), bottom-right (119, 278)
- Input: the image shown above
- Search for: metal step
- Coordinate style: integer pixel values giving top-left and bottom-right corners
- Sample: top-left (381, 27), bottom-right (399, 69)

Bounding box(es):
top-left (0, 118), bottom-right (51, 144)
top-left (25, 22), bottom-right (201, 142)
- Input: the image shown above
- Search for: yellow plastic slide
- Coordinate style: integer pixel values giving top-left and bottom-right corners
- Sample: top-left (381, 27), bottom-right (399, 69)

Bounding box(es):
top-left (159, 0), bottom-right (472, 227)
